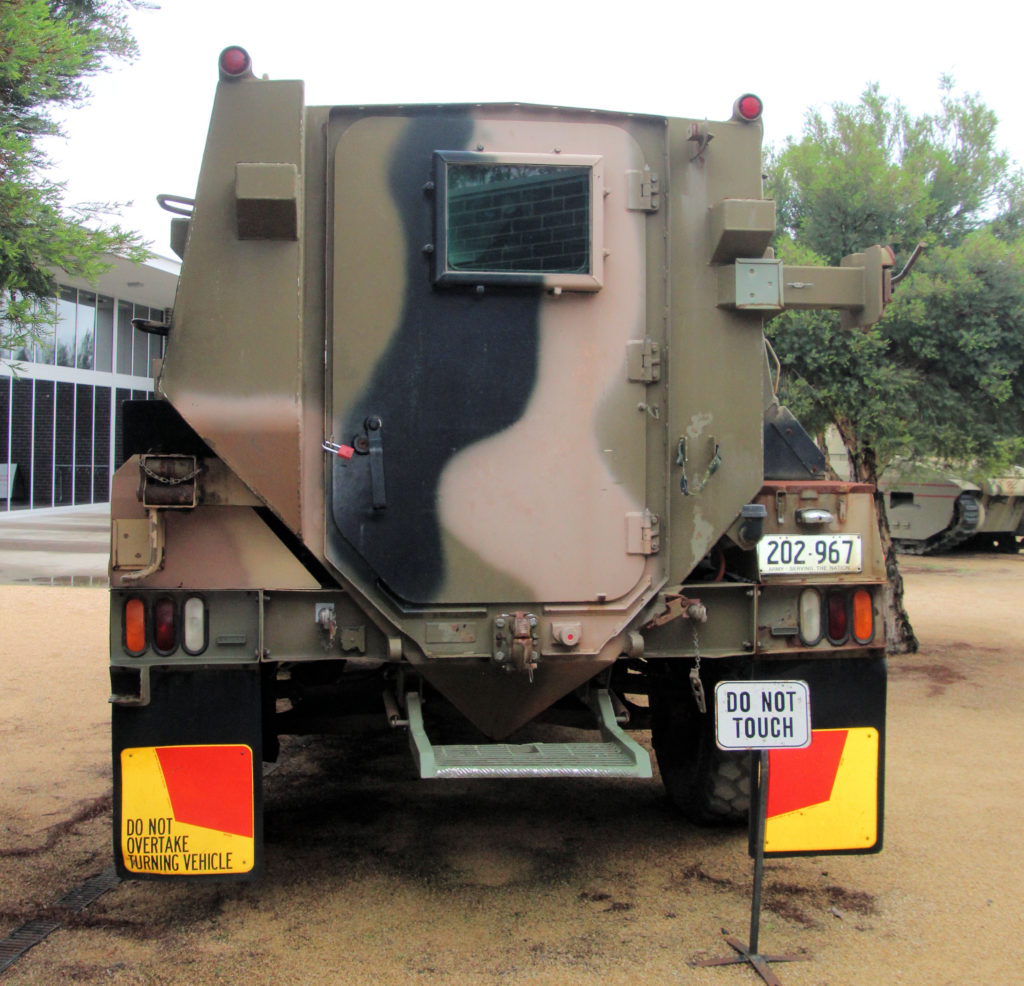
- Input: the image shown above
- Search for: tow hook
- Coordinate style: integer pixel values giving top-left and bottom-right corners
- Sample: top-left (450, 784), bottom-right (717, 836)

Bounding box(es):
top-left (494, 612), bottom-right (540, 682)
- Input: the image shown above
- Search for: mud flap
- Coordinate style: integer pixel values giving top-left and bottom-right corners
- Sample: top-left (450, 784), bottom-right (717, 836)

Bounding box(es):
top-left (749, 657), bottom-right (885, 857)
top-left (112, 666), bottom-right (263, 880)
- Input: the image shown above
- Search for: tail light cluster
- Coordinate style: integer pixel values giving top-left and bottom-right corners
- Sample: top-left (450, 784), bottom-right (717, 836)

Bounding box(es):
top-left (798, 587), bottom-right (874, 647)
top-left (123, 596), bottom-right (208, 656)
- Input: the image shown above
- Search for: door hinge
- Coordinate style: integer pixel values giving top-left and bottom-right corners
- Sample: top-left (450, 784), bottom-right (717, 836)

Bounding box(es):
top-left (626, 168), bottom-right (660, 212)
top-left (626, 338), bottom-right (661, 383)
top-left (626, 509), bottom-right (661, 555)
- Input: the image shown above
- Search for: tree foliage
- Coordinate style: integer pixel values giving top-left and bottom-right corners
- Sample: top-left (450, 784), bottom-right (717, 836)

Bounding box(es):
top-left (771, 80), bottom-right (1012, 264)
top-left (1, 0), bottom-right (149, 357)
top-left (766, 82), bottom-right (1024, 482)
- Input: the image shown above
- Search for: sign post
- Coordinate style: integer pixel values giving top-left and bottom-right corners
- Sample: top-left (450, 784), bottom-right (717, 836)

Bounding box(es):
top-left (692, 681), bottom-right (811, 985)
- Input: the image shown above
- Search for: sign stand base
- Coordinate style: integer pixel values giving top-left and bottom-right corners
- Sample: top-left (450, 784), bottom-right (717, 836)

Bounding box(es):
top-left (692, 751), bottom-right (808, 985)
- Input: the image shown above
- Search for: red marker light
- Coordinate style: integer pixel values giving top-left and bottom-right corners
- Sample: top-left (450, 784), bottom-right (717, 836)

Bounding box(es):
top-left (219, 46), bottom-right (251, 79)
top-left (734, 93), bottom-right (764, 122)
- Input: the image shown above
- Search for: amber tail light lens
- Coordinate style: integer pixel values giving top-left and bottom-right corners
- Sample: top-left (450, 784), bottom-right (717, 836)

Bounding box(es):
top-left (852, 589), bottom-right (874, 644)
top-left (124, 598), bottom-right (146, 655)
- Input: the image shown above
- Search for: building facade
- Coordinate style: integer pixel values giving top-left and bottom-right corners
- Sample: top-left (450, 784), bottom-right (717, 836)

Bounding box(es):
top-left (1, 256), bottom-right (179, 512)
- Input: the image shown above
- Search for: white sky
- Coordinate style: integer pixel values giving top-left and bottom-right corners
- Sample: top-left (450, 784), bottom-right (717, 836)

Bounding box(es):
top-left (44, 0), bottom-right (1024, 258)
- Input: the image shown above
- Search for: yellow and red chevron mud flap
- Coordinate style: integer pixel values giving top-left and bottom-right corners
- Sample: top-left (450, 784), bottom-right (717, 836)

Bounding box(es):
top-left (120, 745), bottom-right (255, 875)
top-left (112, 666), bottom-right (263, 880)
top-left (762, 727), bottom-right (880, 853)
top-left (750, 656), bottom-right (885, 857)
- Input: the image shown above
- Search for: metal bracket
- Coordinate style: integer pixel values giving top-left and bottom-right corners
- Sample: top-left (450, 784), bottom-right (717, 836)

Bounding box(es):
top-left (688, 121), bottom-right (714, 161)
top-left (315, 602), bottom-right (337, 651)
top-left (775, 490), bottom-right (786, 525)
top-left (118, 508), bottom-right (166, 584)
top-left (643, 592), bottom-right (707, 630)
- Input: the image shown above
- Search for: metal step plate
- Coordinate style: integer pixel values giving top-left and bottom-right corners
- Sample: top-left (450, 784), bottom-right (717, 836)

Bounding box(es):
top-left (405, 690), bottom-right (652, 779)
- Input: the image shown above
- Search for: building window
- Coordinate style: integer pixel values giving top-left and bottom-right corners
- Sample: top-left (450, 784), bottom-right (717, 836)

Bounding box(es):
top-left (55, 286), bottom-right (77, 367)
top-left (76, 291), bottom-right (96, 370)
top-left (116, 300), bottom-right (133, 374)
top-left (1, 272), bottom-right (171, 511)
top-left (95, 295), bottom-right (115, 372)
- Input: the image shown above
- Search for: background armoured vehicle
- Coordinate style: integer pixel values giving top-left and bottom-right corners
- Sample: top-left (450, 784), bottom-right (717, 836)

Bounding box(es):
top-left (109, 48), bottom-right (891, 879)
top-left (879, 464), bottom-right (1024, 554)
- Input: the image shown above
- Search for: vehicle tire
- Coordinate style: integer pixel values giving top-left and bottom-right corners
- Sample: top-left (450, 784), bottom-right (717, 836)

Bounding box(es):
top-left (649, 662), bottom-right (750, 825)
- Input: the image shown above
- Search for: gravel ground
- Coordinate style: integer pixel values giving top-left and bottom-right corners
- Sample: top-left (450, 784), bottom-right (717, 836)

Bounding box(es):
top-left (1, 551), bottom-right (1022, 984)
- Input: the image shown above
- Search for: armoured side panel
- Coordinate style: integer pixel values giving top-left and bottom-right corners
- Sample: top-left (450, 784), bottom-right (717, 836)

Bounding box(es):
top-left (664, 118), bottom-right (766, 582)
top-left (160, 77), bottom-right (306, 535)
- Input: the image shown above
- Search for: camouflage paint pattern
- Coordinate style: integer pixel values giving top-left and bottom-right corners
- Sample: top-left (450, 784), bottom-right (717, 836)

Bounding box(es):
top-left (112, 64), bottom-right (890, 739)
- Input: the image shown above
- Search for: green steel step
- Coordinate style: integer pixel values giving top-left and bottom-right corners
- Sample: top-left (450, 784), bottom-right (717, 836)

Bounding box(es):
top-left (405, 689), bottom-right (652, 779)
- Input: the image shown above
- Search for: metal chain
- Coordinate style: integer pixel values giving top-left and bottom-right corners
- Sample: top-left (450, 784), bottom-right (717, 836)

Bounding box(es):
top-left (139, 460), bottom-right (202, 486)
top-left (688, 621), bottom-right (707, 714)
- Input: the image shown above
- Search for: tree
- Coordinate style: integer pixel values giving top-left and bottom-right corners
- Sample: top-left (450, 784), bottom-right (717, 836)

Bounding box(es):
top-left (771, 80), bottom-right (1011, 264)
top-left (0, 0), bottom-right (149, 359)
top-left (766, 83), bottom-right (1024, 652)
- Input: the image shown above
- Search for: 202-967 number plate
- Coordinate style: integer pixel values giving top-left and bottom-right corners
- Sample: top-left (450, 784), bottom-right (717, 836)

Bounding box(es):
top-left (757, 534), bottom-right (862, 575)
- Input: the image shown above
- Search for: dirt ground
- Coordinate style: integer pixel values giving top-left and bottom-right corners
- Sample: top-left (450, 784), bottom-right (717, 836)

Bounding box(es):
top-left (1, 553), bottom-right (1022, 985)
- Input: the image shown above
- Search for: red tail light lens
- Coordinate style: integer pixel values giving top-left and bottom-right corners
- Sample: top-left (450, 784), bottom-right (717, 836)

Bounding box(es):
top-left (219, 46), bottom-right (251, 79)
top-left (153, 597), bottom-right (177, 653)
top-left (735, 94), bottom-right (763, 122)
top-left (124, 599), bottom-right (146, 655)
top-left (826, 591), bottom-right (849, 644)
top-left (852, 589), bottom-right (874, 644)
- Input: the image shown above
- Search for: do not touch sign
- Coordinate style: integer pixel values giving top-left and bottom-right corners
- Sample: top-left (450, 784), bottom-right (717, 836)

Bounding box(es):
top-left (714, 681), bottom-right (811, 751)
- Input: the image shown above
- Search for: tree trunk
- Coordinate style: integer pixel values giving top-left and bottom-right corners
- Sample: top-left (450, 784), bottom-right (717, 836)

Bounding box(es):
top-left (876, 488), bottom-right (919, 654)
top-left (835, 421), bottom-right (919, 655)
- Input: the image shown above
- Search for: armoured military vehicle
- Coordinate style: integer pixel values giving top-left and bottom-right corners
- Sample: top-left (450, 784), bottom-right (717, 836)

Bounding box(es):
top-left (879, 464), bottom-right (1024, 554)
top-left (109, 47), bottom-right (891, 879)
